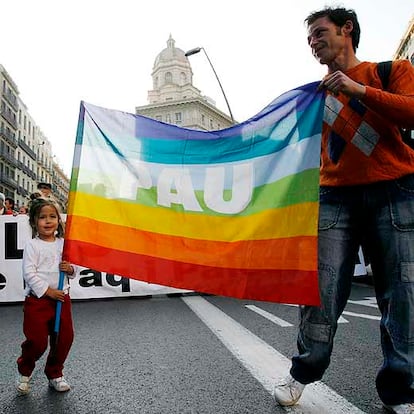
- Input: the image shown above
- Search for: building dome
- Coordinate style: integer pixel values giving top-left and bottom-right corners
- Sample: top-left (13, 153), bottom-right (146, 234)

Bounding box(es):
top-left (153, 35), bottom-right (189, 68)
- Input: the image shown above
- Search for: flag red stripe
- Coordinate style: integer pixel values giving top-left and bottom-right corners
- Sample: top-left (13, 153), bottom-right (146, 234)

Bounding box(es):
top-left (65, 240), bottom-right (320, 305)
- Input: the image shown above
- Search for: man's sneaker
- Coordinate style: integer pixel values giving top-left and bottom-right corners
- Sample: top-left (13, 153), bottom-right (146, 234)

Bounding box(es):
top-left (384, 403), bottom-right (414, 414)
top-left (273, 374), bottom-right (306, 406)
top-left (17, 375), bottom-right (31, 395)
top-left (49, 376), bottom-right (71, 392)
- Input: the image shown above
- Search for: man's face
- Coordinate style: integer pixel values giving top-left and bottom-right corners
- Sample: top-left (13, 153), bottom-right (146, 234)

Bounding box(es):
top-left (5, 199), bottom-right (12, 210)
top-left (307, 16), bottom-right (347, 65)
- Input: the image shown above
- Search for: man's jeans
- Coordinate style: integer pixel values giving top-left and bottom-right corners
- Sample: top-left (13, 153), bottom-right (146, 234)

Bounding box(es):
top-left (290, 174), bottom-right (414, 405)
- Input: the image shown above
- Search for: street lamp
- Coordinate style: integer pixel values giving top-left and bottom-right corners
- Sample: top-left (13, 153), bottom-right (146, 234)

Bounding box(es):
top-left (185, 47), bottom-right (235, 123)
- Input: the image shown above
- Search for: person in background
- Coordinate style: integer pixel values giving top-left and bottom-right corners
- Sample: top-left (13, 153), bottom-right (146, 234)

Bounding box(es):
top-left (28, 191), bottom-right (43, 213)
top-left (37, 182), bottom-right (54, 199)
top-left (273, 6), bottom-right (414, 414)
top-left (18, 206), bottom-right (29, 215)
top-left (5, 197), bottom-right (16, 215)
top-left (16, 198), bottom-right (77, 395)
top-left (0, 192), bottom-right (7, 215)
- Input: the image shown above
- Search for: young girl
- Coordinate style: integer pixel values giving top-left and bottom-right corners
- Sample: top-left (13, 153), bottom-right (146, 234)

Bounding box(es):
top-left (17, 197), bottom-right (77, 394)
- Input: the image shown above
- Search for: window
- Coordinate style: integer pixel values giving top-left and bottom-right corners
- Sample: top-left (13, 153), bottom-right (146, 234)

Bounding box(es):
top-left (201, 114), bottom-right (205, 125)
top-left (155, 115), bottom-right (162, 121)
top-left (165, 72), bottom-right (172, 83)
top-left (175, 112), bottom-right (182, 124)
top-left (210, 119), bottom-right (214, 129)
top-left (166, 114), bottom-right (171, 123)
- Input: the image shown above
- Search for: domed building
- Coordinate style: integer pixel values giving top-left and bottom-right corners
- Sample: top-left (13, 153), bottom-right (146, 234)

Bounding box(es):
top-left (135, 35), bottom-right (234, 130)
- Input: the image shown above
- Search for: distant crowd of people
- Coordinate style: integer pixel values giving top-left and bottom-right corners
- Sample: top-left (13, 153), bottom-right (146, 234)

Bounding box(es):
top-left (0, 182), bottom-right (56, 216)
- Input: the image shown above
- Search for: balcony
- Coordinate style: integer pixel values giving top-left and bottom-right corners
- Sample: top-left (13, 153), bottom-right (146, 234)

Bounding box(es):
top-left (3, 91), bottom-right (19, 111)
top-left (0, 109), bottom-right (18, 129)
top-left (0, 148), bottom-right (18, 167)
top-left (17, 185), bottom-right (29, 198)
top-left (0, 171), bottom-right (18, 189)
top-left (18, 139), bottom-right (37, 160)
top-left (17, 160), bottom-right (37, 180)
top-left (37, 155), bottom-right (49, 168)
top-left (0, 127), bottom-right (18, 148)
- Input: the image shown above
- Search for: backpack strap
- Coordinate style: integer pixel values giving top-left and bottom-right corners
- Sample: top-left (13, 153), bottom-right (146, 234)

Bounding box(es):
top-left (377, 61), bottom-right (393, 90)
top-left (377, 61), bottom-right (414, 148)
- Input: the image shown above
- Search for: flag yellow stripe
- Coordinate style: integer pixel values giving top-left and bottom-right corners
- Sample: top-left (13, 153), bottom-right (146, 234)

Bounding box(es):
top-left (68, 192), bottom-right (318, 241)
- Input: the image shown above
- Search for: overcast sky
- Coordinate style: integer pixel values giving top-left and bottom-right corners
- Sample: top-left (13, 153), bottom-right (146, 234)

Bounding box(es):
top-left (1, 0), bottom-right (413, 175)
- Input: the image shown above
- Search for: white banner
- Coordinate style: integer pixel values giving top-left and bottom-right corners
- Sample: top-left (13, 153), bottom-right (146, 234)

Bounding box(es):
top-left (0, 215), bottom-right (366, 303)
top-left (0, 215), bottom-right (189, 303)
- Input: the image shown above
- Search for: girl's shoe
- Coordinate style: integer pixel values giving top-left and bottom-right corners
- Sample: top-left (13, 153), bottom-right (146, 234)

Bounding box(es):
top-left (49, 376), bottom-right (71, 392)
top-left (17, 375), bottom-right (31, 395)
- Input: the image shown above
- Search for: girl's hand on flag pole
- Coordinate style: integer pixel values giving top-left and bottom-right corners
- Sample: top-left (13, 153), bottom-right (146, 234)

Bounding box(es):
top-left (45, 287), bottom-right (65, 302)
top-left (59, 261), bottom-right (74, 275)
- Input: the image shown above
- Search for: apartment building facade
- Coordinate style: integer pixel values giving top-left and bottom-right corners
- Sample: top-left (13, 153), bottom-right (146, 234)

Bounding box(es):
top-left (394, 16), bottom-right (414, 63)
top-left (0, 64), bottom-right (69, 211)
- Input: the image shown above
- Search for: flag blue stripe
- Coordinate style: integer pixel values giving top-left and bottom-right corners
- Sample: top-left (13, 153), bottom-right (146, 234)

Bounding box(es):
top-left (80, 82), bottom-right (324, 165)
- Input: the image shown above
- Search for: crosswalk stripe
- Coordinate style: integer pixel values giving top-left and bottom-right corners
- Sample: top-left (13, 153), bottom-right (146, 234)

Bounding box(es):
top-left (183, 296), bottom-right (365, 414)
top-left (284, 303), bottom-right (377, 322)
top-left (249, 304), bottom-right (349, 325)
top-left (348, 298), bottom-right (378, 308)
top-left (342, 311), bottom-right (381, 321)
top-left (245, 304), bottom-right (293, 327)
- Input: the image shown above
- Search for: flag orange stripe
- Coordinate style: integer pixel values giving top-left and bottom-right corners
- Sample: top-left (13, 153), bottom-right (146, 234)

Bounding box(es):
top-left (64, 239), bottom-right (320, 305)
top-left (65, 215), bottom-right (317, 270)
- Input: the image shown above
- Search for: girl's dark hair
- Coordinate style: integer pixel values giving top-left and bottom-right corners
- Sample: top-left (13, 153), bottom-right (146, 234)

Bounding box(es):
top-left (29, 197), bottom-right (64, 238)
top-left (305, 7), bottom-right (360, 52)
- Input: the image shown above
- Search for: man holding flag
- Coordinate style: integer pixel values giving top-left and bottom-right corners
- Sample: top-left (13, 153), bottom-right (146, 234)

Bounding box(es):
top-left (273, 6), bottom-right (414, 413)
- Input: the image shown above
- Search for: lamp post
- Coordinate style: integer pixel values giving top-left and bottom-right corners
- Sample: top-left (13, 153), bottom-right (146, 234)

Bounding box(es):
top-left (185, 47), bottom-right (235, 123)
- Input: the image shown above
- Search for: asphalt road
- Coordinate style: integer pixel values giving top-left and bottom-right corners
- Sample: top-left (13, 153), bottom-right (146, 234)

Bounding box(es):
top-left (1, 280), bottom-right (391, 414)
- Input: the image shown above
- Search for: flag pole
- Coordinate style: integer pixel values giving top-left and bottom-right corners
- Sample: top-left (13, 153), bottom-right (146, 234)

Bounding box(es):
top-left (53, 270), bottom-right (66, 345)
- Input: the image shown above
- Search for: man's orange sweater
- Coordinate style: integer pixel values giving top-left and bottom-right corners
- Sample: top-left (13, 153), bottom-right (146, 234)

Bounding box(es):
top-left (321, 60), bottom-right (414, 186)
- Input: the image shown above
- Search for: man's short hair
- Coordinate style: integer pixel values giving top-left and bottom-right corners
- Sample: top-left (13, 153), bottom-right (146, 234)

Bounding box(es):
top-left (304, 7), bottom-right (361, 52)
top-left (37, 182), bottom-right (52, 190)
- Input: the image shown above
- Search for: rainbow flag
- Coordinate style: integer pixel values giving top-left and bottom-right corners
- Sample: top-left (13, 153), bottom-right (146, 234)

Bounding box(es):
top-left (65, 82), bottom-right (324, 305)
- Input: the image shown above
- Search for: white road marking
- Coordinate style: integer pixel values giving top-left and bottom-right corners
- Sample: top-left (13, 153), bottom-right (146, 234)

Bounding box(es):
top-left (348, 297), bottom-right (378, 308)
top-left (245, 305), bottom-right (293, 327)
top-left (182, 296), bottom-right (365, 414)
top-left (342, 311), bottom-right (381, 321)
top-left (284, 303), bottom-right (378, 322)
top-left (246, 304), bottom-right (349, 325)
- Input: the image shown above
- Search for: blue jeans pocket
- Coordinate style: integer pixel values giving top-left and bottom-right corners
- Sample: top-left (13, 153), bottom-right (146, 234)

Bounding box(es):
top-left (318, 187), bottom-right (342, 230)
top-left (390, 174), bottom-right (414, 231)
